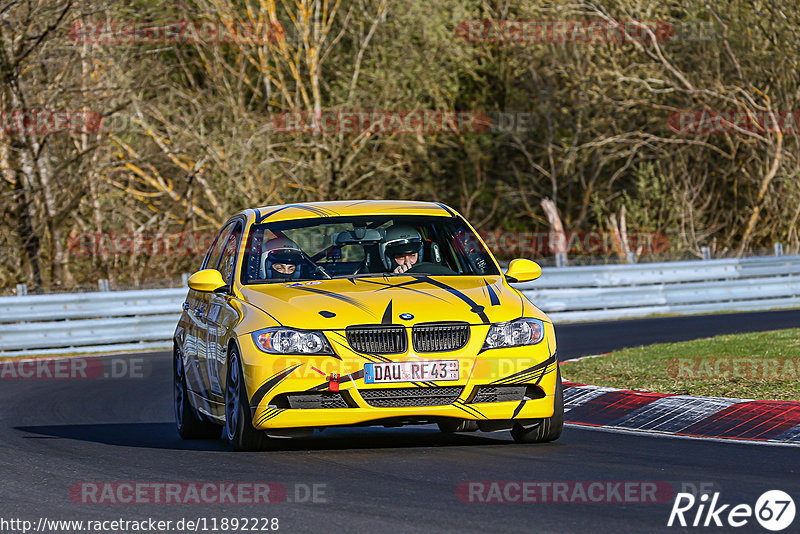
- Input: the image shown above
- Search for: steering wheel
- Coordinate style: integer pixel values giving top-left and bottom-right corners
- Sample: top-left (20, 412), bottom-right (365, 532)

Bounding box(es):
top-left (296, 249), bottom-right (332, 279)
top-left (405, 262), bottom-right (456, 275)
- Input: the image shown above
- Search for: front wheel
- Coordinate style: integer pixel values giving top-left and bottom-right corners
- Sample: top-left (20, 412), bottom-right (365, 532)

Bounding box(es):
top-left (225, 347), bottom-right (271, 451)
top-left (174, 348), bottom-right (221, 440)
top-left (511, 366), bottom-right (564, 444)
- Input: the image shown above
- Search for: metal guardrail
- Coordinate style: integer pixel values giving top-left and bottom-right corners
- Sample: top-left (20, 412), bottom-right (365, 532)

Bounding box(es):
top-left (0, 288), bottom-right (187, 322)
top-left (516, 254), bottom-right (800, 322)
top-left (0, 288), bottom-right (185, 356)
top-left (1, 255), bottom-right (799, 355)
top-left (517, 255), bottom-right (800, 288)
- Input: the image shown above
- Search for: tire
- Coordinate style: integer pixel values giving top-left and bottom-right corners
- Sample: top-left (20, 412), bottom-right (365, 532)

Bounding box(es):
top-left (438, 420), bottom-right (479, 433)
top-left (225, 347), bottom-right (271, 451)
top-left (511, 367), bottom-right (564, 444)
top-left (174, 347), bottom-right (222, 440)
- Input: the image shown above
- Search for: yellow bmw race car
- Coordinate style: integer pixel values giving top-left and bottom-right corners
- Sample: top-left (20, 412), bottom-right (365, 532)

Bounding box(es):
top-left (173, 200), bottom-right (562, 450)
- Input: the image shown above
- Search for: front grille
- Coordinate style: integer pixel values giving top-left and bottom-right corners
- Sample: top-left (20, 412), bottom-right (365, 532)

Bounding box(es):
top-left (412, 322), bottom-right (470, 352)
top-left (360, 386), bottom-right (463, 408)
top-left (346, 325), bottom-right (407, 354)
top-left (274, 392), bottom-right (351, 409)
top-left (469, 385), bottom-right (526, 404)
top-left (469, 384), bottom-right (546, 404)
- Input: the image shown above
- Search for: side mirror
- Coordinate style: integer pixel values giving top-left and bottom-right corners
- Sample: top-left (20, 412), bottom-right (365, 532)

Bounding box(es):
top-left (187, 269), bottom-right (228, 292)
top-left (505, 259), bottom-right (542, 283)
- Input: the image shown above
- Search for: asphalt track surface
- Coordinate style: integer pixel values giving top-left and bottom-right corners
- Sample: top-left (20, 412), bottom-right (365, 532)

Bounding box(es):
top-left (2, 310), bottom-right (799, 533)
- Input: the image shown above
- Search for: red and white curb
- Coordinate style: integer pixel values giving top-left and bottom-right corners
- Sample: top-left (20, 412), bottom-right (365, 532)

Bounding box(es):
top-left (561, 381), bottom-right (800, 444)
top-left (559, 356), bottom-right (800, 444)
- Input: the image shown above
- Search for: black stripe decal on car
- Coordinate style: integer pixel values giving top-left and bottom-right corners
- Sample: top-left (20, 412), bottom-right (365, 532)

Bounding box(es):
top-left (249, 364), bottom-right (302, 409)
top-left (484, 280), bottom-right (500, 306)
top-left (490, 354), bottom-right (557, 385)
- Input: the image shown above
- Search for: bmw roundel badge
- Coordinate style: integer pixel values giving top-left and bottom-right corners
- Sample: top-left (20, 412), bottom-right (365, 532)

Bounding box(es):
top-left (399, 313), bottom-right (414, 320)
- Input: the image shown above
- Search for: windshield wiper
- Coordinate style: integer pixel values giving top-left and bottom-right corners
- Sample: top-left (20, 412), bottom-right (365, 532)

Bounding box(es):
top-left (249, 272), bottom-right (421, 284)
top-left (331, 272), bottom-right (418, 279)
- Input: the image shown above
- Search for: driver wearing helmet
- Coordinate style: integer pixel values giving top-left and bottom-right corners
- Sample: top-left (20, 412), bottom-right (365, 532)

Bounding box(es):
top-left (261, 236), bottom-right (303, 280)
top-left (381, 225), bottom-right (424, 274)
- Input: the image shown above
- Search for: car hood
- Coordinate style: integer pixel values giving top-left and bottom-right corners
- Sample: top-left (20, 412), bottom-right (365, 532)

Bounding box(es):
top-left (239, 275), bottom-right (546, 330)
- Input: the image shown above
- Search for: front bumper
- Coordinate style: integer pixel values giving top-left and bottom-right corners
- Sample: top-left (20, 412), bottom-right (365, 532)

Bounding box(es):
top-left (251, 392), bottom-right (556, 430)
top-left (238, 323), bottom-right (558, 430)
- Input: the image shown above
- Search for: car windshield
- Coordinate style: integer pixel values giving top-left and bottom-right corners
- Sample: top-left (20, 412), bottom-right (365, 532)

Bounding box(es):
top-left (240, 215), bottom-right (500, 284)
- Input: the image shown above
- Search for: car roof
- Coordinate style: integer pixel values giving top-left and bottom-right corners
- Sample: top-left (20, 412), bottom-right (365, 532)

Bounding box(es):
top-left (243, 200), bottom-right (458, 224)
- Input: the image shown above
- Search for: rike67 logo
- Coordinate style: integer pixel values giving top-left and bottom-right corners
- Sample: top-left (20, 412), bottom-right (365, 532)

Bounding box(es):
top-left (668, 490), bottom-right (795, 531)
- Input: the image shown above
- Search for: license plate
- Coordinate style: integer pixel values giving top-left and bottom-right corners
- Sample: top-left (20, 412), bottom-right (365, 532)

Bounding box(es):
top-left (364, 360), bottom-right (459, 383)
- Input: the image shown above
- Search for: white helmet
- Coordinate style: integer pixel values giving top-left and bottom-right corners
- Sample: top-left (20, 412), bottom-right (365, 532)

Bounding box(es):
top-left (380, 225), bottom-right (423, 270)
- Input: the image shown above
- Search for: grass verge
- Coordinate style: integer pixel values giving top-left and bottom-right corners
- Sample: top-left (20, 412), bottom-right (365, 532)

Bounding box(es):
top-left (560, 328), bottom-right (800, 401)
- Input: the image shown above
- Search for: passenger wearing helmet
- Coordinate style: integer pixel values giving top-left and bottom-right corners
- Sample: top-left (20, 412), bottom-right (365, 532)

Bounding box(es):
top-left (381, 225), bottom-right (424, 274)
top-left (261, 236), bottom-right (303, 280)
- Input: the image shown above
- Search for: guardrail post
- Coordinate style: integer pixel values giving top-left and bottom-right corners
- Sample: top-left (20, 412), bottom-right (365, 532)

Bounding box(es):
top-left (15, 283), bottom-right (27, 296)
top-left (775, 243), bottom-right (784, 257)
top-left (555, 253), bottom-right (567, 267)
top-left (181, 273), bottom-right (190, 287)
top-left (97, 279), bottom-right (110, 292)
top-left (701, 246), bottom-right (711, 260)
top-left (626, 252), bottom-right (636, 264)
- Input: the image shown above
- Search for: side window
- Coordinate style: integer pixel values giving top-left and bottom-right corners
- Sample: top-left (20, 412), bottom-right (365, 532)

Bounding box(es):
top-left (203, 223), bottom-right (235, 271)
top-left (217, 223), bottom-right (243, 285)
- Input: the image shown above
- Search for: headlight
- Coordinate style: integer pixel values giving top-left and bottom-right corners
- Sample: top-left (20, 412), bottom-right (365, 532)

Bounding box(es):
top-left (482, 318), bottom-right (545, 350)
top-left (251, 327), bottom-right (333, 355)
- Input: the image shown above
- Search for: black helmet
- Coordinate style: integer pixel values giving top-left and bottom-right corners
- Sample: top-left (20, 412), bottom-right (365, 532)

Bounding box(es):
top-left (380, 225), bottom-right (423, 270)
top-left (261, 236), bottom-right (303, 280)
